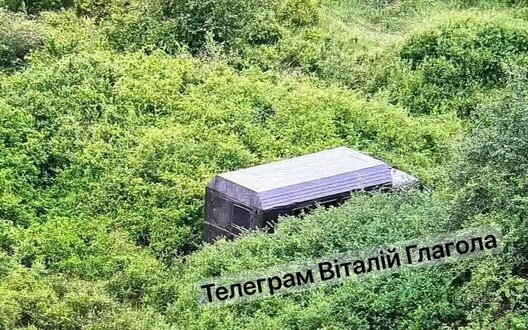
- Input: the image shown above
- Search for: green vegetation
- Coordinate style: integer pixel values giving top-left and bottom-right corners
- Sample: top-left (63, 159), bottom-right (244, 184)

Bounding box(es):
top-left (0, 0), bottom-right (527, 328)
top-left (0, 10), bottom-right (42, 68)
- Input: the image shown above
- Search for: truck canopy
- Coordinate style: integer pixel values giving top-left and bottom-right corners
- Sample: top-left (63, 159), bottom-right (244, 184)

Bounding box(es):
top-left (208, 147), bottom-right (402, 210)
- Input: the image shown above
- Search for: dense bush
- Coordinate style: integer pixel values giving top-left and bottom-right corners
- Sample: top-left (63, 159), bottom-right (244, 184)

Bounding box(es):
top-left (0, 10), bottom-right (42, 67)
top-left (89, 0), bottom-right (322, 56)
top-left (451, 75), bottom-right (528, 273)
top-left (100, 2), bottom-right (182, 55)
top-left (160, 0), bottom-right (320, 53)
top-left (1, 0), bottom-right (73, 13)
top-left (307, 9), bottom-right (528, 118)
top-left (73, 0), bottom-right (131, 20)
top-left (1, 0), bottom-right (528, 328)
top-left (391, 12), bottom-right (528, 116)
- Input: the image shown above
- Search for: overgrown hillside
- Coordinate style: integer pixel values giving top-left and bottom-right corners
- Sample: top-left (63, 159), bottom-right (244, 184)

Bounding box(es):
top-left (0, 0), bottom-right (527, 328)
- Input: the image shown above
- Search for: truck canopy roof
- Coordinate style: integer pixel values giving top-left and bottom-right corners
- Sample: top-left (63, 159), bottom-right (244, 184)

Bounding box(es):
top-left (208, 147), bottom-right (398, 210)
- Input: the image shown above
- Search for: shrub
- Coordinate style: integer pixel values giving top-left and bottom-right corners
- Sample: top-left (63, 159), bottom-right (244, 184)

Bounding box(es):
top-left (74, 0), bottom-right (121, 19)
top-left (391, 11), bottom-right (528, 116)
top-left (0, 266), bottom-right (169, 328)
top-left (101, 2), bottom-right (182, 54)
top-left (160, 0), bottom-right (320, 53)
top-left (1, 0), bottom-right (73, 14)
top-left (450, 74), bottom-right (528, 274)
top-left (0, 10), bottom-right (42, 67)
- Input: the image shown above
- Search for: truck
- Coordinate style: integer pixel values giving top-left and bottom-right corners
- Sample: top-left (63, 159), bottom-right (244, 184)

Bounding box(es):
top-left (204, 147), bottom-right (420, 242)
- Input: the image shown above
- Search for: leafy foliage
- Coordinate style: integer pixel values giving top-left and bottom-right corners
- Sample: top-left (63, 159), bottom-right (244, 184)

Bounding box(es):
top-left (1, 0), bottom-right (73, 14)
top-left (0, 0), bottom-right (528, 328)
top-left (451, 75), bottom-right (528, 273)
top-left (392, 12), bottom-right (528, 116)
top-left (161, 0), bottom-right (320, 53)
top-left (0, 10), bottom-right (42, 67)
